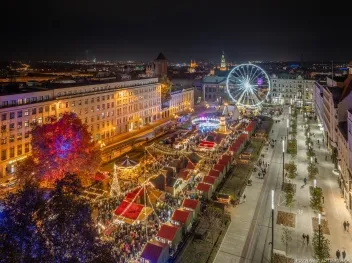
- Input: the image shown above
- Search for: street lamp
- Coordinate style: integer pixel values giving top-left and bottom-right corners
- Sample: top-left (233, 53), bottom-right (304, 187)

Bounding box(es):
top-left (271, 190), bottom-right (275, 263)
top-left (318, 213), bottom-right (321, 253)
top-left (286, 119), bottom-right (289, 139)
top-left (282, 139), bottom-right (285, 184)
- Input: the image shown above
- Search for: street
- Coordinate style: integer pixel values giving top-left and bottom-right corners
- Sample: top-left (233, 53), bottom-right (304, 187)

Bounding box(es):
top-left (215, 106), bottom-right (352, 262)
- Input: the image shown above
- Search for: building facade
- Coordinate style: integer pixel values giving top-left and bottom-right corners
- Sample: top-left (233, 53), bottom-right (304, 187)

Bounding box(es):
top-left (270, 74), bottom-right (315, 106)
top-left (0, 78), bottom-right (194, 177)
top-left (314, 63), bottom-right (352, 212)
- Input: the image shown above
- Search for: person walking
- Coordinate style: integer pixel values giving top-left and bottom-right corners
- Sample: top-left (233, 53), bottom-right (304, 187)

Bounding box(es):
top-left (306, 234), bottom-right (309, 246)
top-left (243, 194), bottom-right (246, 203)
top-left (322, 196), bottom-right (324, 204)
top-left (325, 155), bottom-right (327, 161)
top-left (347, 221), bottom-right (350, 232)
top-left (342, 250), bottom-right (346, 260)
top-left (304, 177), bottom-right (307, 185)
top-left (336, 249), bottom-right (341, 259)
top-left (344, 221), bottom-right (347, 231)
top-left (302, 234), bottom-right (306, 245)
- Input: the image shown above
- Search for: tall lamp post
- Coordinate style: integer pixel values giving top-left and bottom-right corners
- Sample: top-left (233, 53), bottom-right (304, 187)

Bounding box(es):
top-left (282, 139), bottom-right (285, 184)
top-left (271, 190), bottom-right (275, 263)
top-left (287, 119), bottom-right (289, 139)
top-left (318, 213), bottom-right (321, 253)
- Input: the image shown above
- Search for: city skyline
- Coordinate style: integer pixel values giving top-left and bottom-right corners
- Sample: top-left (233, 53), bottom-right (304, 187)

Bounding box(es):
top-left (1, 0), bottom-right (351, 62)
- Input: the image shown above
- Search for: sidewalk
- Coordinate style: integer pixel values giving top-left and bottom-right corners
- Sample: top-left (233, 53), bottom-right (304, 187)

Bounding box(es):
top-left (214, 117), bottom-right (281, 263)
top-left (273, 113), bottom-right (352, 261)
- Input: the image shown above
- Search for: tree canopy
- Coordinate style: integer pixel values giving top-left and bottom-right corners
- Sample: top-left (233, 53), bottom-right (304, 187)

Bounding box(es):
top-left (17, 112), bottom-right (101, 187)
top-left (0, 173), bottom-right (115, 263)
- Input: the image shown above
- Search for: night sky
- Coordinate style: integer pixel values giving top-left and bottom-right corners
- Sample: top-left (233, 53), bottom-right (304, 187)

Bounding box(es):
top-left (1, 0), bottom-right (350, 62)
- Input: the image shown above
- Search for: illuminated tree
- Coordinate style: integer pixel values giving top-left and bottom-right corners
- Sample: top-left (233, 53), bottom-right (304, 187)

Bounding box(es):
top-left (160, 75), bottom-right (172, 107)
top-left (29, 112), bottom-right (101, 186)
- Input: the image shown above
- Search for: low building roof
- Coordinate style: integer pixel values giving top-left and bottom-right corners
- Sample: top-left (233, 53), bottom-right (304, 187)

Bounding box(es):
top-left (171, 209), bottom-right (192, 224)
top-left (196, 182), bottom-right (212, 192)
top-left (203, 176), bottom-right (217, 185)
top-left (140, 240), bottom-right (168, 262)
top-left (182, 199), bottom-right (199, 210)
top-left (157, 223), bottom-right (180, 242)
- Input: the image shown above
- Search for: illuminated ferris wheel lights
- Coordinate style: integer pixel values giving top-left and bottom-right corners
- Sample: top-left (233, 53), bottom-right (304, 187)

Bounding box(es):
top-left (226, 63), bottom-right (271, 108)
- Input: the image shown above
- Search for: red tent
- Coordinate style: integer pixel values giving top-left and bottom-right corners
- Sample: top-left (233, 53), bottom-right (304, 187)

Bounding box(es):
top-left (114, 200), bottom-right (144, 220)
top-left (124, 187), bottom-right (144, 203)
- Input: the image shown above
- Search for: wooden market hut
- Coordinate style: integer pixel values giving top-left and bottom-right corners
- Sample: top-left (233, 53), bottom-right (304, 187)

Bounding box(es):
top-left (170, 209), bottom-right (193, 233)
top-left (196, 182), bottom-right (212, 200)
top-left (214, 163), bottom-right (226, 178)
top-left (202, 175), bottom-right (218, 190)
top-left (156, 223), bottom-right (183, 251)
top-left (182, 198), bottom-right (201, 221)
top-left (140, 240), bottom-right (169, 263)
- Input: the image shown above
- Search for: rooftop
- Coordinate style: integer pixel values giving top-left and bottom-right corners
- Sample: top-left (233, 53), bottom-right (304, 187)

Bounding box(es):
top-left (156, 52), bottom-right (167, 60)
top-left (140, 240), bottom-right (168, 262)
top-left (0, 77), bottom-right (158, 96)
top-left (157, 223), bottom-right (180, 242)
top-left (182, 199), bottom-right (199, 210)
top-left (202, 76), bottom-right (227, 84)
top-left (171, 209), bottom-right (192, 224)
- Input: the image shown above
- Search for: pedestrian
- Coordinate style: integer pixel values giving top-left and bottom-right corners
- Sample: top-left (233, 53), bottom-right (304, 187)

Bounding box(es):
top-left (243, 194), bottom-right (246, 203)
top-left (304, 177), bottom-right (307, 185)
top-left (302, 233), bottom-right (306, 244)
top-left (342, 250), bottom-right (346, 260)
top-left (336, 249), bottom-right (341, 259)
top-left (306, 234), bottom-right (309, 246)
top-left (325, 155), bottom-right (327, 161)
top-left (322, 196), bottom-right (324, 204)
top-left (343, 221), bottom-right (347, 231)
top-left (347, 221), bottom-right (350, 232)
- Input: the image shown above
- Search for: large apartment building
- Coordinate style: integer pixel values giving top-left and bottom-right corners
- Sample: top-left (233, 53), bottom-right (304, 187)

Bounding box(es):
top-left (314, 62), bottom-right (352, 211)
top-left (270, 74), bottom-right (315, 107)
top-left (0, 78), bottom-right (194, 177)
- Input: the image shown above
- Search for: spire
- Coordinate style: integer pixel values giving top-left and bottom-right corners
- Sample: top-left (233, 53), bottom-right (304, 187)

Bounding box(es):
top-left (220, 50), bottom-right (226, 70)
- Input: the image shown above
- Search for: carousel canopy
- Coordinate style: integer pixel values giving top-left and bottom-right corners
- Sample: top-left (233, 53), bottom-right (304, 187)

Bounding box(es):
top-left (117, 155), bottom-right (138, 168)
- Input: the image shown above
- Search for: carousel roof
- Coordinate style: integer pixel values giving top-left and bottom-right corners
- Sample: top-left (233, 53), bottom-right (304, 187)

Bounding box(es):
top-left (117, 155), bottom-right (138, 168)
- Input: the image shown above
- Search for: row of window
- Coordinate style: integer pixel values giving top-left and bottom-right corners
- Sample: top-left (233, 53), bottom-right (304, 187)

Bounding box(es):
top-left (1, 96), bottom-right (50, 108)
top-left (1, 143), bottom-right (30, 161)
top-left (1, 106), bottom-right (54, 121)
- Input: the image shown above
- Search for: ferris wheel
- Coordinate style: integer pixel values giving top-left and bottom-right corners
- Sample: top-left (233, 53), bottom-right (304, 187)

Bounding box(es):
top-left (226, 63), bottom-right (271, 108)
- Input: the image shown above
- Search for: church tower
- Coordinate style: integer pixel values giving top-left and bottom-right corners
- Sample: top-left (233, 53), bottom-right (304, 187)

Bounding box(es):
top-left (220, 50), bottom-right (227, 71)
top-left (153, 53), bottom-right (168, 77)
